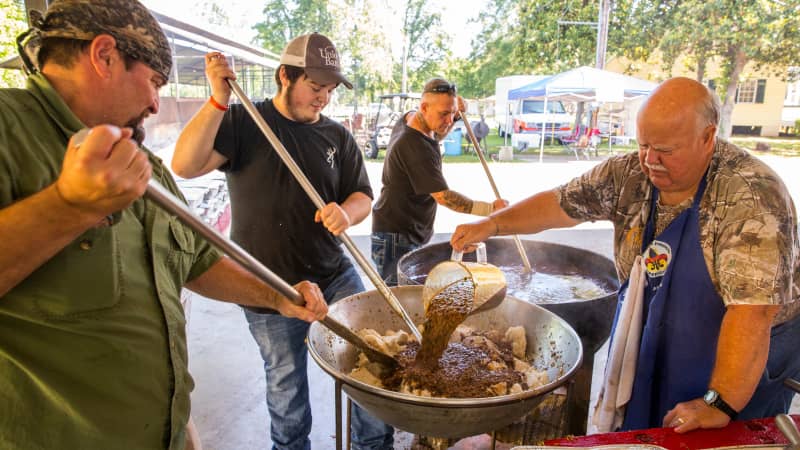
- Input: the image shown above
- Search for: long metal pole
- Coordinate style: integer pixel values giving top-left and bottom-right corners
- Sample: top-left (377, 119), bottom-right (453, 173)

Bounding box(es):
top-left (226, 79), bottom-right (422, 342)
top-left (595, 0), bottom-right (611, 70)
top-left (144, 180), bottom-right (399, 367)
top-left (459, 112), bottom-right (532, 273)
top-left (539, 90), bottom-right (548, 163)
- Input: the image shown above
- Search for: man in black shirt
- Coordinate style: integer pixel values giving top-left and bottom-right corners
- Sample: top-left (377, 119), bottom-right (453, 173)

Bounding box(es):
top-left (172, 33), bottom-right (393, 450)
top-left (371, 78), bottom-right (507, 285)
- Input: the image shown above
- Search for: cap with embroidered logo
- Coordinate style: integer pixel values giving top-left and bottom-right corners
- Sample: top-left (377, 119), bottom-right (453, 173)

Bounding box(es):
top-left (280, 33), bottom-right (353, 89)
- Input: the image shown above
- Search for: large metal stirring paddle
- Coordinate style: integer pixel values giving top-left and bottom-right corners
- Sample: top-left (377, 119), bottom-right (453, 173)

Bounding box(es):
top-left (459, 111), bottom-right (532, 273)
top-left (144, 181), bottom-right (400, 369)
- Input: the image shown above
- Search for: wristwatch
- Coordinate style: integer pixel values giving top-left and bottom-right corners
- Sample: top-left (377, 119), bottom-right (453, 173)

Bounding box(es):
top-left (703, 389), bottom-right (738, 419)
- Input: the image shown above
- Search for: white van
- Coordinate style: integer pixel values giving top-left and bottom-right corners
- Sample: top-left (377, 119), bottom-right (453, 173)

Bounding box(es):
top-left (498, 99), bottom-right (574, 147)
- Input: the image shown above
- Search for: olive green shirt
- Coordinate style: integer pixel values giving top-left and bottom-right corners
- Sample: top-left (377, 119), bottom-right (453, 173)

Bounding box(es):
top-left (556, 141), bottom-right (800, 324)
top-left (0, 74), bottom-right (222, 449)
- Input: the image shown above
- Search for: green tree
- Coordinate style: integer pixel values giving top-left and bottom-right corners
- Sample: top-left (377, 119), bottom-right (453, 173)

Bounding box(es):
top-left (329, 0), bottom-right (394, 106)
top-left (446, 0), bottom-right (525, 98)
top-left (397, 0), bottom-right (450, 92)
top-left (449, 0), bottom-right (599, 98)
top-left (0, 0), bottom-right (26, 88)
top-left (512, 0), bottom-right (598, 74)
top-left (252, 0), bottom-right (334, 54)
top-left (252, 0), bottom-right (398, 106)
top-left (624, 0), bottom-right (800, 138)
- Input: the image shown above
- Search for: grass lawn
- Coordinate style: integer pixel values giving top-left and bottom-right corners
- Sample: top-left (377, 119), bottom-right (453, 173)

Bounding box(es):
top-left (364, 132), bottom-right (800, 162)
top-left (729, 137), bottom-right (800, 156)
top-left (442, 133), bottom-right (639, 162)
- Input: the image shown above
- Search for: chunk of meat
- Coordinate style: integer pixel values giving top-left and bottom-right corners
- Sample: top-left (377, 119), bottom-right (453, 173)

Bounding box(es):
top-left (505, 326), bottom-right (526, 359)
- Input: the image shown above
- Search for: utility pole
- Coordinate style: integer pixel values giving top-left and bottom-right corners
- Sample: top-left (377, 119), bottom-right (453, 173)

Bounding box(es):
top-left (557, 0), bottom-right (611, 138)
top-left (595, 0), bottom-right (611, 69)
top-left (557, 0), bottom-right (609, 68)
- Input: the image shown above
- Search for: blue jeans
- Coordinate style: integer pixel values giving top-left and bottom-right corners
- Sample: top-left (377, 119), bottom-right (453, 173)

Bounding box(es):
top-left (243, 260), bottom-right (394, 450)
top-left (371, 232), bottom-right (420, 287)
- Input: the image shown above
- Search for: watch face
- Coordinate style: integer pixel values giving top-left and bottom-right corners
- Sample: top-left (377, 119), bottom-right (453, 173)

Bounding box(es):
top-left (704, 390), bottom-right (717, 403)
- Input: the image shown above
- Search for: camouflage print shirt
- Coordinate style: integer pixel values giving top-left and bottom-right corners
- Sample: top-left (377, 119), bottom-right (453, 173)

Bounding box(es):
top-left (556, 139), bottom-right (800, 324)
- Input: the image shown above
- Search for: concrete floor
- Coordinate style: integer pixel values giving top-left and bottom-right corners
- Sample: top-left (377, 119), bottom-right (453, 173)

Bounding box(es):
top-left (183, 154), bottom-right (800, 450)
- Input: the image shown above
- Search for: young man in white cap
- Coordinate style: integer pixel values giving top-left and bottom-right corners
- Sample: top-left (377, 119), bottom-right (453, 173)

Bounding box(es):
top-left (173, 33), bottom-right (394, 450)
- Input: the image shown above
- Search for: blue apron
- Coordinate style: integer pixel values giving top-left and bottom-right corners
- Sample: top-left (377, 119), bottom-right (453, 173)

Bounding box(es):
top-left (619, 174), bottom-right (727, 430)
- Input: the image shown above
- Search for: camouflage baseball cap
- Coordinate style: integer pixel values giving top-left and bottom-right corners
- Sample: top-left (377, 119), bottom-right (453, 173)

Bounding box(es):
top-left (19, 0), bottom-right (172, 80)
top-left (280, 33), bottom-right (353, 89)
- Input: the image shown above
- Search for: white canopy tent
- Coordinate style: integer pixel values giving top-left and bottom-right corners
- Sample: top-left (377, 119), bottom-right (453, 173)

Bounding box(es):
top-left (507, 66), bottom-right (658, 162)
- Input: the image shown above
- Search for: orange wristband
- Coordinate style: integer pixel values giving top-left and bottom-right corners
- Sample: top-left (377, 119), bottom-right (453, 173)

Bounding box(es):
top-left (209, 95), bottom-right (228, 112)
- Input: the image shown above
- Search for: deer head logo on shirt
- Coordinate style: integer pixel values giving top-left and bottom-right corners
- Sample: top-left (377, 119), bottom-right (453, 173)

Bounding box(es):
top-left (326, 147), bottom-right (336, 168)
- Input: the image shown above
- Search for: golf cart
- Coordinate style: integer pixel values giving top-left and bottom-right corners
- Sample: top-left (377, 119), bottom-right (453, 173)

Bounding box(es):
top-left (360, 93), bottom-right (421, 159)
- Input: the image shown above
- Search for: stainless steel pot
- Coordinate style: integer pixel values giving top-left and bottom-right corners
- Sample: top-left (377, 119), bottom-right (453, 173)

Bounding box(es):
top-left (307, 285), bottom-right (583, 439)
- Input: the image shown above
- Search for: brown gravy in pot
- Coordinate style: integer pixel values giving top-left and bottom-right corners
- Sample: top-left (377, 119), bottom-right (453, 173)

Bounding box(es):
top-left (415, 278), bottom-right (474, 369)
top-left (379, 279), bottom-right (525, 398)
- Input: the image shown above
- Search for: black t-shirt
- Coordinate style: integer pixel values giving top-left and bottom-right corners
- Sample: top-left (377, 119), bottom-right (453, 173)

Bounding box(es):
top-left (371, 113), bottom-right (448, 245)
top-left (214, 100), bottom-right (372, 291)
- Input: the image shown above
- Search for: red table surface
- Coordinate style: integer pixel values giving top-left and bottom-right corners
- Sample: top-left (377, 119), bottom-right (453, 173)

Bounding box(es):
top-left (543, 415), bottom-right (799, 449)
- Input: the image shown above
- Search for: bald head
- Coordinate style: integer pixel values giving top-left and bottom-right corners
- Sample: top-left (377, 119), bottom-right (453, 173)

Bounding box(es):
top-left (639, 77), bottom-right (720, 137)
top-left (636, 77), bottom-right (720, 204)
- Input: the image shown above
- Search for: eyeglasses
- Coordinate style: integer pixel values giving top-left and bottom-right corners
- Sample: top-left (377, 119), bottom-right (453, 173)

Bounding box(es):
top-left (424, 83), bottom-right (457, 94)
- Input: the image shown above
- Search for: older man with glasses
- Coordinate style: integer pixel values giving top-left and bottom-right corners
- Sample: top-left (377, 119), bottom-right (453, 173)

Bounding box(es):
top-left (370, 78), bottom-right (507, 285)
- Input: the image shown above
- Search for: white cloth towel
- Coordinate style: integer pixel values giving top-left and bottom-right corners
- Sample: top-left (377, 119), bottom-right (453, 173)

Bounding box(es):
top-left (591, 255), bottom-right (646, 433)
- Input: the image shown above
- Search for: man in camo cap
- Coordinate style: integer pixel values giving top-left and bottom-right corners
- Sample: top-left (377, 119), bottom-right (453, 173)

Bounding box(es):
top-left (453, 77), bottom-right (800, 433)
top-left (0, 2), bottom-right (328, 449)
top-left (17, 0), bottom-right (172, 143)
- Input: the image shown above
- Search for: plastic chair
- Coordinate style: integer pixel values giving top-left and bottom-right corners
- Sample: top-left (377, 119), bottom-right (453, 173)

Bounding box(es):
top-left (566, 127), bottom-right (601, 160)
top-left (558, 125), bottom-right (586, 146)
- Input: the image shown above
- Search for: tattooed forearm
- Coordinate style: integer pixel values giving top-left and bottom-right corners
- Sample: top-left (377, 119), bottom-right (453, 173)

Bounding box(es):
top-left (432, 190), bottom-right (473, 213)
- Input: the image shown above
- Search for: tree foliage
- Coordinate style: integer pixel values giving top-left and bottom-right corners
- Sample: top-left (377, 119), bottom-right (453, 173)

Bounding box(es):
top-left (445, 0), bottom-right (519, 98)
top-left (251, 0), bottom-right (450, 103)
top-left (253, 0), bottom-right (334, 54)
top-left (195, 0), bottom-right (231, 28)
top-left (453, 0), bottom-right (800, 138)
top-left (398, 0), bottom-right (450, 92)
top-left (0, 0), bottom-right (26, 88)
top-left (329, 0), bottom-right (394, 105)
top-left (206, 0), bottom-right (799, 133)
top-left (447, 0), bottom-right (599, 98)
top-left (615, 0), bottom-right (800, 138)
top-left (513, 0), bottom-right (599, 73)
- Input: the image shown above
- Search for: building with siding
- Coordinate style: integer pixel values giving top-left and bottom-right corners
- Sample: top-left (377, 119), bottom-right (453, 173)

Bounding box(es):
top-left (606, 56), bottom-right (791, 137)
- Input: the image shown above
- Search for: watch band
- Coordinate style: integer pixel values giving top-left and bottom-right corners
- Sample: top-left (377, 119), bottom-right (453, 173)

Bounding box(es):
top-left (705, 390), bottom-right (738, 419)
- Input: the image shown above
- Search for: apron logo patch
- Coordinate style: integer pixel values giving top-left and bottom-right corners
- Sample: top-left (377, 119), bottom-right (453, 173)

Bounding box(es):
top-left (644, 240), bottom-right (671, 278)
